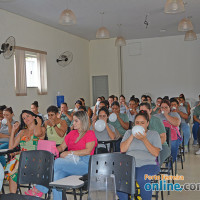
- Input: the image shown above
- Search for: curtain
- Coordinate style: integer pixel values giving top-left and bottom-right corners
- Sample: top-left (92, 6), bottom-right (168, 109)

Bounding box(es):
top-left (14, 49), bottom-right (27, 96)
top-left (37, 53), bottom-right (48, 95)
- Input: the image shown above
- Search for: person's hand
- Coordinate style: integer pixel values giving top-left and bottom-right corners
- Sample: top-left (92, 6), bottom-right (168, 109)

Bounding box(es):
top-left (57, 111), bottom-right (62, 119)
top-left (92, 114), bottom-right (97, 122)
top-left (92, 118), bottom-right (96, 129)
top-left (60, 151), bottom-right (71, 158)
top-left (12, 122), bottom-right (20, 132)
top-left (134, 131), bottom-right (147, 142)
top-left (49, 119), bottom-right (56, 127)
top-left (35, 116), bottom-right (42, 126)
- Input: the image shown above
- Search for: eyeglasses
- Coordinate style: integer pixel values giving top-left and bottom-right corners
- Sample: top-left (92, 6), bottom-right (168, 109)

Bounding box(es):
top-left (161, 106), bottom-right (168, 109)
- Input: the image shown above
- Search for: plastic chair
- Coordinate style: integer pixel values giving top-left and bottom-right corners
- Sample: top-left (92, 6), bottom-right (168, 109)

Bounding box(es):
top-left (88, 153), bottom-right (136, 200)
top-left (159, 127), bottom-right (174, 197)
top-left (0, 193), bottom-right (42, 200)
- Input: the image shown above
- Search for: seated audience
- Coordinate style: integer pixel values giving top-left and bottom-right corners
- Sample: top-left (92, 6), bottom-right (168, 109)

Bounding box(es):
top-left (192, 103), bottom-right (200, 145)
top-left (109, 101), bottom-right (129, 137)
top-left (7, 110), bottom-right (45, 193)
top-left (108, 95), bottom-right (115, 112)
top-left (146, 95), bottom-right (156, 108)
top-left (79, 98), bottom-right (93, 118)
top-left (91, 107), bottom-right (116, 152)
top-left (141, 95), bottom-right (147, 102)
top-left (73, 100), bottom-right (83, 112)
top-left (170, 98), bottom-right (190, 152)
top-left (0, 105), bottom-right (7, 121)
top-left (58, 102), bottom-right (73, 127)
top-left (119, 94), bottom-right (127, 114)
top-left (33, 111), bottom-right (97, 199)
top-left (140, 102), bottom-right (171, 165)
top-left (151, 97), bottom-right (162, 115)
top-left (31, 101), bottom-right (44, 119)
top-left (0, 107), bottom-right (16, 167)
top-left (119, 111), bottom-right (162, 200)
top-left (93, 97), bottom-right (102, 115)
top-left (114, 96), bottom-right (118, 102)
top-left (45, 106), bottom-right (68, 145)
top-left (125, 98), bottom-right (138, 126)
top-left (109, 101), bottom-right (129, 151)
top-left (155, 99), bottom-right (181, 162)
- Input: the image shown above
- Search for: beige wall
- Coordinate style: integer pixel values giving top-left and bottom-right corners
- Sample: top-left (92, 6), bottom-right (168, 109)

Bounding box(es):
top-left (89, 38), bottom-right (120, 104)
top-left (0, 9), bottom-right (90, 118)
top-left (122, 35), bottom-right (200, 102)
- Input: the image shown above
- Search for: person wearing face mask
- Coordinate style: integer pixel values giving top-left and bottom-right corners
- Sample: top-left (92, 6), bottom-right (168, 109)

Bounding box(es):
top-left (170, 98), bottom-right (190, 153)
top-left (45, 106), bottom-right (68, 145)
top-left (125, 98), bottom-right (138, 127)
top-left (139, 102), bottom-right (171, 165)
top-left (0, 107), bottom-right (16, 167)
top-left (91, 107), bottom-right (116, 152)
top-left (155, 100), bottom-right (181, 163)
top-left (119, 111), bottom-right (162, 200)
top-left (93, 97), bottom-right (102, 116)
top-left (119, 95), bottom-right (127, 114)
top-left (73, 100), bottom-right (83, 113)
top-left (152, 97), bottom-right (162, 115)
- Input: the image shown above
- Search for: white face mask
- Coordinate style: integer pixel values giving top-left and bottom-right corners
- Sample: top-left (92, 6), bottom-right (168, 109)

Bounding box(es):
top-left (161, 111), bottom-right (165, 114)
top-left (172, 106), bottom-right (176, 110)
top-left (74, 107), bottom-right (78, 112)
top-left (96, 101), bottom-right (101, 106)
top-left (180, 103), bottom-right (183, 106)
top-left (1, 118), bottom-right (7, 125)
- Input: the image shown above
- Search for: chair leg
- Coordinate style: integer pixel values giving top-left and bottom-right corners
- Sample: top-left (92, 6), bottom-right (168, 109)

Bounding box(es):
top-left (161, 190), bottom-right (164, 200)
top-left (72, 189), bottom-right (77, 200)
top-left (62, 189), bottom-right (67, 200)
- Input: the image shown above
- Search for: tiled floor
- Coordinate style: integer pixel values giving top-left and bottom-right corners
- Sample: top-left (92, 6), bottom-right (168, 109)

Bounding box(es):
top-left (2, 143), bottom-right (200, 200)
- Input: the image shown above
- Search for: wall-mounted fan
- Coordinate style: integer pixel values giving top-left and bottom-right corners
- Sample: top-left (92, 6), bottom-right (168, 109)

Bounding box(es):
top-left (0, 36), bottom-right (15, 59)
top-left (56, 51), bottom-right (73, 67)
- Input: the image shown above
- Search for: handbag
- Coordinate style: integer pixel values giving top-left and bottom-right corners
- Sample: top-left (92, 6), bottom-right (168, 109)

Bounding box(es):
top-left (37, 140), bottom-right (59, 158)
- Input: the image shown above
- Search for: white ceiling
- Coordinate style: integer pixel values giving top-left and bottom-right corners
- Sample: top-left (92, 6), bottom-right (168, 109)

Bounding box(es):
top-left (0, 0), bottom-right (199, 40)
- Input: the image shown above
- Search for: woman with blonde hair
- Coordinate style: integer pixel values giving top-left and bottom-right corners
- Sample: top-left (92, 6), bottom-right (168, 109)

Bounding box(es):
top-left (31, 111), bottom-right (97, 199)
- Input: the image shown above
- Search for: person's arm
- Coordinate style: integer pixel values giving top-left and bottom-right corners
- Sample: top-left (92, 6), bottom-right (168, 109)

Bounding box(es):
top-left (120, 134), bottom-right (134, 153)
top-left (87, 107), bottom-right (93, 118)
top-left (176, 108), bottom-right (188, 120)
top-left (194, 115), bottom-right (200, 124)
top-left (9, 122), bottom-right (21, 149)
top-left (34, 117), bottom-right (46, 138)
top-left (187, 103), bottom-right (191, 116)
top-left (60, 141), bottom-right (95, 158)
top-left (65, 112), bottom-right (73, 122)
top-left (105, 124), bottom-right (115, 140)
top-left (117, 114), bottom-right (129, 130)
top-left (135, 132), bottom-right (160, 157)
top-left (160, 133), bottom-right (166, 144)
top-left (7, 120), bottom-right (13, 135)
top-left (57, 139), bottom-right (68, 153)
top-left (164, 113), bottom-right (180, 127)
top-left (54, 120), bottom-right (68, 137)
top-left (0, 133), bottom-right (10, 139)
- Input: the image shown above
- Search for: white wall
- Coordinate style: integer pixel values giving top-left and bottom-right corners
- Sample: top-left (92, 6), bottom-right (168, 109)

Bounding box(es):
top-left (0, 9), bottom-right (90, 118)
top-left (89, 38), bottom-right (120, 104)
top-left (122, 35), bottom-right (200, 102)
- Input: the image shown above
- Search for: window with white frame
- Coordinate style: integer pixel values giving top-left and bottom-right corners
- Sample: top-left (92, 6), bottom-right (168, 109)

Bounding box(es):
top-left (25, 53), bottom-right (38, 87)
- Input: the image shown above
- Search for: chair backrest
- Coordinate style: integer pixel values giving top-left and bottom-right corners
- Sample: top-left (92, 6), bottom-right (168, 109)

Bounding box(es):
top-left (17, 150), bottom-right (54, 188)
top-left (165, 127), bottom-right (171, 148)
top-left (0, 193), bottom-right (42, 200)
top-left (88, 153), bottom-right (136, 196)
